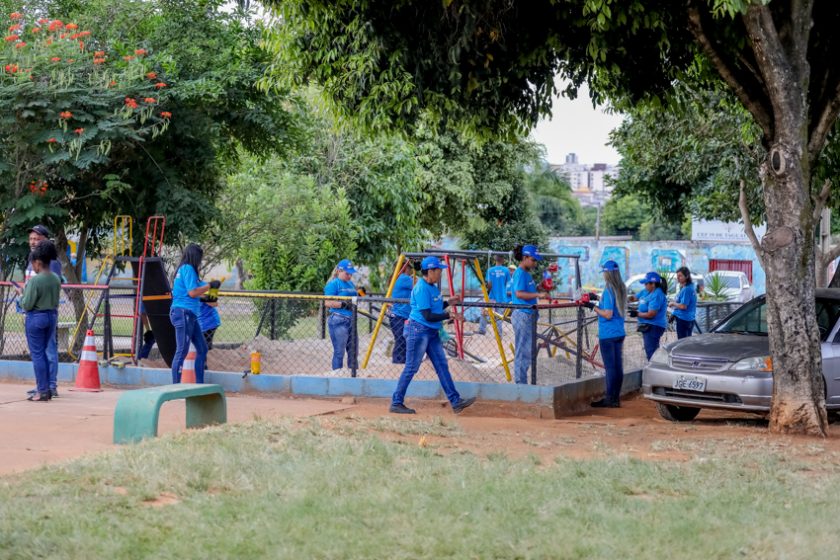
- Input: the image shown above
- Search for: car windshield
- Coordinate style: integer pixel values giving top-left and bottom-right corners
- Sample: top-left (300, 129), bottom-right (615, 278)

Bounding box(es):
top-left (715, 297), bottom-right (840, 341)
top-left (706, 275), bottom-right (741, 289)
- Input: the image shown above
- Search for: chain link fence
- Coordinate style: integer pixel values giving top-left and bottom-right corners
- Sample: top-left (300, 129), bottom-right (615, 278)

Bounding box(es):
top-left (0, 282), bottom-right (744, 387)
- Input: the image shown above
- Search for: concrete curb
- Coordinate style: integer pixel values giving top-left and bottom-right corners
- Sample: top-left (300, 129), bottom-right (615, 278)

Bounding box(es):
top-left (0, 359), bottom-right (641, 418)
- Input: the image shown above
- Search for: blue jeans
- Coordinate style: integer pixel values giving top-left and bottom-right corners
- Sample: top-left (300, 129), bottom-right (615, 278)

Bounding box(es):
top-left (392, 321), bottom-right (462, 407)
top-left (512, 310), bottom-right (534, 385)
top-left (675, 318), bottom-right (693, 339)
top-left (478, 307), bottom-right (504, 336)
top-left (600, 336), bottom-right (625, 403)
top-left (642, 325), bottom-right (666, 360)
top-left (25, 310), bottom-right (57, 394)
top-left (328, 313), bottom-right (357, 370)
top-left (389, 313), bottom-right (408, 364)
top-left (169, 307), bottom-right (207, 383)
top-left (46, 324), bottom-right (58, 390)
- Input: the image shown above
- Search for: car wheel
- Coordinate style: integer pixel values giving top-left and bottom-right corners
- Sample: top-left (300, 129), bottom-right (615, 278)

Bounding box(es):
top-left (656, 402), bottom-right (701, 422)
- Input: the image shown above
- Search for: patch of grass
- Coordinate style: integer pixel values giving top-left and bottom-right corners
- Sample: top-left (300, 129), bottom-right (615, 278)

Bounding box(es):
top-left (1, 418), bottom-right (840, 559)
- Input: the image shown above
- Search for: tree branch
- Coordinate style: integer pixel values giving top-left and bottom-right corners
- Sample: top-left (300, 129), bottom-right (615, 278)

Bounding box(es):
top-left (687, 1), bottom-right (774, 139)
top-left (812, 178), bottom-right (831, 223)
top-left (809, 86), bottom-right (840, 161)
top-left (740, 180), bottom-right (765, 267)
top-left (821, 242), bottom-right (840, 269)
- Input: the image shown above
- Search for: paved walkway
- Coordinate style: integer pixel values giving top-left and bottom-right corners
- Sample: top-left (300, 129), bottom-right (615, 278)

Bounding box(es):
top-left (0, 382), bottom-right (353, 475)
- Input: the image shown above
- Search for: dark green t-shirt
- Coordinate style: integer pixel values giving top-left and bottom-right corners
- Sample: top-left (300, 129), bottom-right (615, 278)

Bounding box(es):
top-left (21, 272), bottom-right (60, 311)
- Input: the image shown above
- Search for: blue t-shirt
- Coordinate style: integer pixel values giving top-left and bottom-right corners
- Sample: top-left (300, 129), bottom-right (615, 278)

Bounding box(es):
top-left (672, 284), bottom-right (697, 322)
top-left (324, 278), bottom-right (356, 317)
top-left (391, 274), bottom-right (413, 318)
top-left (198, 302), bottom-right (221, 332)
top-left (638, 288), bottom-right (668, 328)
top-left (510, 267), bottom-right (537, 314)
top-left (409, 279), bottom-right (445, 329)
top-left (598, 287), bottom-right (625, 339)
top-left (171, 264), bottom-right (203, 315)
top-left (486, 265), bottom-right (512, 304)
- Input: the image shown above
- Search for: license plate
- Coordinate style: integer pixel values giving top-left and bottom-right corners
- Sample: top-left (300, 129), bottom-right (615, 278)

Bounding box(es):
top-left (673, 375), bottom-right (707, 392)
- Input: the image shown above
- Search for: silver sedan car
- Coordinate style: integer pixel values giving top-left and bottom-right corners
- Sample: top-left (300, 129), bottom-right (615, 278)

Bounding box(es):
top-left (642, 288), bottom-right (840, 421)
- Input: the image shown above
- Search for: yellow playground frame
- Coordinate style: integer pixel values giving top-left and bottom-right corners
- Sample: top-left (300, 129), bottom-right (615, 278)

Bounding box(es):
top-left (361, 249), bottom-right (581, 382)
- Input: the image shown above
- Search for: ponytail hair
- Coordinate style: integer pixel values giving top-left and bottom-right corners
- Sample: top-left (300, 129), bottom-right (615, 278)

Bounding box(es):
top-left (658, 276), bottom-right (668, 295)
top-left (513, 244), bottom-right (524, 262)
top-left (327, 267), bottom-right (340, 282)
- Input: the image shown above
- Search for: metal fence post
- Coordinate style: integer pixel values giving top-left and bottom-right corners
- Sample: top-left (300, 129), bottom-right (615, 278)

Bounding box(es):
top-left (530, 306), bottom-right (538, 385)
top-left (368, 300), bottom-right (374, 334)
top-left (351, 303), bottom-right (359, 378)
top-left (576, 306), bottom-right (584, 379)
top-left (319, 301), bottom-right (326, 340)
top-left (103, 292), bottom-right (112, 361)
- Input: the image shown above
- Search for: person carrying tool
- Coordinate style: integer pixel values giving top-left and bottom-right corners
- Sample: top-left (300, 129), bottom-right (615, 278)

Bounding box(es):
top-left (585, 260), bottom-right (627, 408)
top-left (388, 260), bottom-right (415, 364)
top-left (324, 259), bottom-right (359, 370)
top-left (632, 271), bottom-right (668, 360)
top-left (169, 244), bottom-right (219, 383)
top-left (478, 254), bottom-right (511, 336)
top-left (390, 256), bottom-right (477, 415)
top-left (510, 244), bottom-right (547, 385)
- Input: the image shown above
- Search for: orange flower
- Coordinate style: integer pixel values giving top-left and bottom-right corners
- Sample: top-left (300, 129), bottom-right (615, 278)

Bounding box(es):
top-left (37, 18), bottom-right (49, 25)
top-left (160, 111), bottom-right (172, 119)
top-left (93, 57), bottom-right (105, 65)
top-left (154, 82), bottom-right (167, 89)
top-left (143, 97), bottom-right (156, 104)
top-left (124, 97), bottom-right (138, 109)
top-left (50, 57), bottom-right (61, 62)
top-left (32, 27), bottom-right (41, 33)
top-left (48, 20), bottom-right (64, 31)
top-left (66, 58), bottom-right (75, 63)
top-left (109, 80), bottom-right (117, 87)
top-left (79, 31), bottom-right (90, 37)
top-left (15, 41), bottom-right (25, 48)
top-left (47, 138), bottom-right (57, 143)
top-left (145, 71), bottom-right (157, 80)
top-left (10, 12), bottom-right (22, 20)
top-left (59, 33), bottom-right (65, 39)
top-left (59, 110), bottom-right (73, 119)
top-left (134, 48), bottom-right (147, 56)
top-left (74, 128), bottom-right (84, 135)
top-left (4, 63), bottom-right (17, 73)
top-left (8, 23), bottom-right (20, 31)
top-left (4, 34), bottom-right (18, 41)
top-left (94, 50), bottom-right (105, 57)
top-left (65, 23), bottom-right (78, 30)
top-left (78, 41), bottom-right (84, 50)
top-left (122, 55), bottom-right (134, 62)
top-left (70, 33), bottom-right (79, 40)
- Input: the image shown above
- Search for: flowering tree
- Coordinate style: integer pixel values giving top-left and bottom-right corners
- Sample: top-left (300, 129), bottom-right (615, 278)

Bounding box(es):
top-left (0, 10), bottom-right (172, 268)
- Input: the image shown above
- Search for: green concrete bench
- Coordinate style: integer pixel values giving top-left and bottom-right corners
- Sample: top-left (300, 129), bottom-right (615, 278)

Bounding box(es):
top-left (113, 384), bottom-right (227, 444)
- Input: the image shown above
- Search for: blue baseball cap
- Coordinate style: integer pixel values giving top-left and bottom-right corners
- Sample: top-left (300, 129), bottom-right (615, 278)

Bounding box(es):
top-left (337, 259), bottom-right (357, 274)
top-left (640, 271), bottom-right (662, 284)
top-left (421, 256), bottom-right (448, 271)
top-left (601, 260), bottom-right (620, 272)
top-left (522, 244), bottom-right (543, 261)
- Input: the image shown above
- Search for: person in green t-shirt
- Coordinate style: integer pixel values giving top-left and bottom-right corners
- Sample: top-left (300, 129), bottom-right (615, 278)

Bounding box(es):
top-left (16, 240), bottom-right (61, 401)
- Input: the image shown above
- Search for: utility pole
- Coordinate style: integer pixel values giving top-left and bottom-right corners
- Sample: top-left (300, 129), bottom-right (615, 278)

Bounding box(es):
top-left (595, 203), bottom-right (602, 241)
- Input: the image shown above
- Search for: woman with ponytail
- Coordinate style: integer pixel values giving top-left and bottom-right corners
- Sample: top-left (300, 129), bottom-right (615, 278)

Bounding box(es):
top-left (590, 260), bottom-right (627, 408)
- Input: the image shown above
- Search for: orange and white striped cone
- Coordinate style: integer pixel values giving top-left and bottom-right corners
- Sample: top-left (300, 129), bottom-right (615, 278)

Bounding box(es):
top-left (180, 343), bottom-right (197, 383)
top-left (71, 329), bottom-right (102, 392)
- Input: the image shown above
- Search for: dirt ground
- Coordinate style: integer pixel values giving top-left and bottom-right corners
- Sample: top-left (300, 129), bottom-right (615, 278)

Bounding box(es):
top-left (4, 377), bottom-right (840, 476)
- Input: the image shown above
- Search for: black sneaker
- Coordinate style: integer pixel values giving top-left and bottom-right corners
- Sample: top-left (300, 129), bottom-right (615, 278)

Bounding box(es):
top-left (27, 388), bottom-right (36, 396)
top-left (591, 398), bottom-right (620, 408)
top-left (389, 403), bottom-right (416, 414)
top-left (452, 397), bottom-right (476, 414)
top-left (50, 389), bottom-right (59, 399)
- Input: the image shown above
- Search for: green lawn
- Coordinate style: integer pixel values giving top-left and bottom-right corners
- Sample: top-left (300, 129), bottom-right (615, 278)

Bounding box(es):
top-left (1, 416), bottom-right (838, 559)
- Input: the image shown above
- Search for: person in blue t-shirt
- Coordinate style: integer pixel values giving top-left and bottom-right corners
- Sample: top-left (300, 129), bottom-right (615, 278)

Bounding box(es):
top-left (635, 271), bottom-right (668, 360)
top-left (587, 260), bottom-right (627, 408)
top-left (324, 259), bottom-right (359, 370)
top-left (390, 256), bottom-right (477, 415)
top-left (669, 266), bottom-right (697, 339)
top-left (388, 260), bottom-right (415, 364)
top-left (198, 297), bottom-right (221, 350)
top-left (510, 244), bottom-right (546, 384)
top-left (169, 244), bottom-right (217, 383)
top-left (478, 254), bottom-right (512, 336)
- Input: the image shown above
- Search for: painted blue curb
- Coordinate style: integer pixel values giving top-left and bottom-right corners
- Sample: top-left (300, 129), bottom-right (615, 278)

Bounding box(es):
top-left (0, 359), bottom-right (642, 417)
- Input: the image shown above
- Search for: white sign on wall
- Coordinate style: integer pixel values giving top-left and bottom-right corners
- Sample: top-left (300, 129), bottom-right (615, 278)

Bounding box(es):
top-left (691, 219), bottom-right (767, 243)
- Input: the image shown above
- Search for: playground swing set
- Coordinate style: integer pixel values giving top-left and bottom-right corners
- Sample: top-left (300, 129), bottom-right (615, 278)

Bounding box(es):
top-left (363, 249), bottom-right (605, 382)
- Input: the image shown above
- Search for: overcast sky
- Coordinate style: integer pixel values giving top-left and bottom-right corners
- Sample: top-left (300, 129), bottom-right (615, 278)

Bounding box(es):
top-left (531, 84), bottom-right (625, 166)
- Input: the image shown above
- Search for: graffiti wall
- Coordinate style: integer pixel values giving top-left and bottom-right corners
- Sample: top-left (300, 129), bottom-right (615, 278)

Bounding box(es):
top-left (549, 239), bottom-right (765, 295)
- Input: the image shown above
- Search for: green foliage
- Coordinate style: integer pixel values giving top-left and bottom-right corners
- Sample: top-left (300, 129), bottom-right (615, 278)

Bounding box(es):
top-left (601, 194), bottom-right (686, 241)
top-left (705, 272), bottom-right (732, 302)
top-left (524, 161), bottom-right (591, 236)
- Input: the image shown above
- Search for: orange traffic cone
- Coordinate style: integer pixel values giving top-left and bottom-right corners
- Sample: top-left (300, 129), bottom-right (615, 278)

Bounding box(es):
top-left (180, 343), bottom-right (196, 383)
top-left (71, 329), bottom-right (102, 392)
